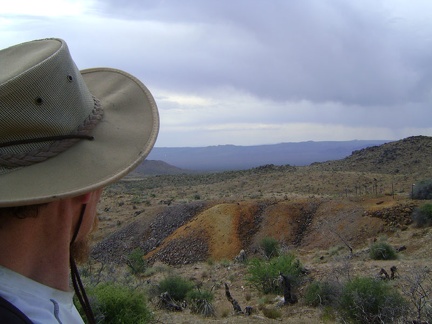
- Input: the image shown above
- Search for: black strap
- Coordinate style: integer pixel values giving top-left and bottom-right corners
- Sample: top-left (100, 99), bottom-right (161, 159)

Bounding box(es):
top-left (70, 204), bottom-right (96, 324)
top-left (0, 295), bottom-right (33, 324)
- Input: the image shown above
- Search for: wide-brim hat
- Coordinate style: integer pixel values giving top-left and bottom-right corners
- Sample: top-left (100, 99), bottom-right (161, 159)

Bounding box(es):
top-left (0, 38), bottom-right (159, 207)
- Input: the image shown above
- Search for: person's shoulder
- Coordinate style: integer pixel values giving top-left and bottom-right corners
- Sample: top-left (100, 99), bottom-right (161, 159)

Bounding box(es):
top-left (0, 295), bottom-right (32, 324)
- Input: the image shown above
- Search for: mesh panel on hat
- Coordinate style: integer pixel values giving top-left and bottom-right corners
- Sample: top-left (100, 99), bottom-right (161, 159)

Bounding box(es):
top-left (0, 39), bottom-right (97, 174)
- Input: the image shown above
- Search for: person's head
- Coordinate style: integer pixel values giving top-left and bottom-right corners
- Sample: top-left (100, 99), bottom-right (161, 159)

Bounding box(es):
top-left (0, 38), bottom-right (159, 322)
top-left (0, 37), bottom-right (159, 209)
top-left (0, 38), bottom-right (159, 258)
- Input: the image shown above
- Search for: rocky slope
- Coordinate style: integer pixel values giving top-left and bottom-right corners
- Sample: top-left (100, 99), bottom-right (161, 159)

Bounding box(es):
top-left (92, 195), bottom-right (420, 266)
top-left (311, 135), bottom-right (432, 177)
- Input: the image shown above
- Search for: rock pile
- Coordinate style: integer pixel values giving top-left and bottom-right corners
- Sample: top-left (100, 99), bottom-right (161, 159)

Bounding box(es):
top-left (140, 201), bottom-right (208, 255)
top-left (91, 201), bottom-right (208, 265)
top-left (363, 201), bottom-right (418, 229)
top-left (146, 230), bottom-right (209, 265)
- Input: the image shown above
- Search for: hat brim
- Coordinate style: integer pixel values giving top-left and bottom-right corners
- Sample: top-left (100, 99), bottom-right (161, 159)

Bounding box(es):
top-left (0, 68), bottom-right (159, 207)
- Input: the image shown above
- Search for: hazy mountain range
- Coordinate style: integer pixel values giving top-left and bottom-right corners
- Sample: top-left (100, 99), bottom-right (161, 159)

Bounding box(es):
top-left (142, 140), bottom-right (390, 172)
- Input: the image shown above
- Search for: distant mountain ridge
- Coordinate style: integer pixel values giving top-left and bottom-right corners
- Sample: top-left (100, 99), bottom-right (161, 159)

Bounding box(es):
top-left (131, 160), bottom-right (188, 176)
top-left (145, 140), bottom-right (389, 172)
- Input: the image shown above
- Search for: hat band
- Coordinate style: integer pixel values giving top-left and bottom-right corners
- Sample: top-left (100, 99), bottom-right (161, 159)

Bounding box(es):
top-left (0, 96), bottom-right (103, 168)
top-left (0, 134), bottom-right (95, 149)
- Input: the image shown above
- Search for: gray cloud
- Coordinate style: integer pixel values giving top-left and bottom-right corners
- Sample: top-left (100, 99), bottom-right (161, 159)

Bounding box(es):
top-left (2, 0), bottom-right (432, 146)
top-left (93, 0), bottom-right (432, 106)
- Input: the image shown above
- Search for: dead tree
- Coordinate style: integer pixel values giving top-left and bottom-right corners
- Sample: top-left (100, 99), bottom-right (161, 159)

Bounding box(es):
top-left (157, 292), bottom-right (183, 311)
top-left (390, 266), bottom-right (397, 279)
top-left (234, 249), bottom-right (247, 263)
top-left (244, 306), bottom-right (253, 315)
top-left (400, 267), bottom-right (431, 323)
top-left (322, 218), bottom-right (353, 256)
top-left (396, 246), bottom-right (407, 252)
top-left (279, 272), bottom-right (298, 305)
top-left (379, 268), bottom-right (390, 280)
top-left (224, 283), bottom-right (243, 314)
top-left (379, 266), bottom-right (397, 280)
top-left (331, 228), bottom-right (353, 255)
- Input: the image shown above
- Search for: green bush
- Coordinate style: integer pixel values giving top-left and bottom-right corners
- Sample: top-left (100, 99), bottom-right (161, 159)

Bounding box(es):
top-left (158, 275), bottom-right (195, 302)
top-left (412, 180), bottom-right (432, 199)
top-left (338, 277), bottom-right (408, 323)
top-left (78, 282), bottom-right (153, 323)
top-left (260, 236), bottom-right (280, 259)
top-left (186, 289), bottom-right (214, 303)
top-left (369, 241), bottom-right (397, 260)
top-left (186, 289), bottom-right (215, 317)
top-left (412, 203), bottom-right (432, 227)
top-left (304, 280), bottom-right (341, 307)
top-left (126, 248), bottom-right (147, 274)
top-left (246, 254), bottom-right (303, 294)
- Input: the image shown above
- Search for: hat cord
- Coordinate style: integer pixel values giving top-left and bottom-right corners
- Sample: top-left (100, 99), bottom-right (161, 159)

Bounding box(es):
top-left (0, 96), bottom-right (103, 168)
top-left (0, 134), bottom-right (94, 149)
top-left (70, 204), bottom-right (96, 324)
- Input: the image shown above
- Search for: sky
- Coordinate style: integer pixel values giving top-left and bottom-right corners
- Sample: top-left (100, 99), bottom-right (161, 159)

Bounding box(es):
top-left (2, 0), bottom-right (432, 147)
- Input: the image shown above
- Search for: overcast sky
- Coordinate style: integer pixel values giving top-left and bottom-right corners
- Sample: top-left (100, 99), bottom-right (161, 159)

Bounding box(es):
top-left (2, 0), bottom-right (432, 147)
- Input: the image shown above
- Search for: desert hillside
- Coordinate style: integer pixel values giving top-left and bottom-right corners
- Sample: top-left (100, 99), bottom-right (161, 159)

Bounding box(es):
top-left (311, 135), bottom-right (432, 177)
top-left (88, 136), bottom-right (432, 323)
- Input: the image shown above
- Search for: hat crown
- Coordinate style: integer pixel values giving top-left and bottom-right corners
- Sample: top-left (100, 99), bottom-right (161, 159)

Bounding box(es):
top-left (0, 38), bottom-right (159, 206)
top-left (0, 39), bottom-right (95, 160)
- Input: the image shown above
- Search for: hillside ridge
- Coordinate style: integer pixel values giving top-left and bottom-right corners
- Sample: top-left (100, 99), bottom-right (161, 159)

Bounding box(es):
top-left (311, 135), bottom-right (432, 178)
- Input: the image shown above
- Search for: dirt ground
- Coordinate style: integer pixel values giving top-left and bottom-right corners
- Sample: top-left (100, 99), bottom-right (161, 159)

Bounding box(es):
top-left (88, 191), bottom-right (431, 323)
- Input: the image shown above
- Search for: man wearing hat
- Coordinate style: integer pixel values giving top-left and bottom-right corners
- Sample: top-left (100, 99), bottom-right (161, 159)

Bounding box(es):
top-left (0, 38), bottom-right (159, 323)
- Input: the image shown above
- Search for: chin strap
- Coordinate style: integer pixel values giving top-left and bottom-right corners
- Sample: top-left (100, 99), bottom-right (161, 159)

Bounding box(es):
top-left (70, 204), bottom-right (96, 324)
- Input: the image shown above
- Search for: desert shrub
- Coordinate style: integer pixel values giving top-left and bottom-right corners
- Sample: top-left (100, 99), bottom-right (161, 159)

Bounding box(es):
top-left (328, 245), bottom-right (345, 257)
top-left (78, 282), bottom-right (153, 323)
top-left (338, 277), bottom-right (408, 323)
top-left (260, 236), bottom-right (280, 259)
top-left (186, 289), bottom-right (214, 303)
top-left (126, 248), bottom-right (147, 274)
top-left (158, 275), bottom-right (195, 302)
top-left (304, 280), bottom-right (341, 307)
top-left (262, 307), bottom-right (282, 319)
top-left (220, 259), bottom-right (231, 268)
top-left (220, 308), bottom-right (230, 317)
top-left (369, 241), bottom-right (397, 260)
top-left (412, 203), bottom-right (432, 227)
top-left (321, 306), bottom-right (338, 322)
top-left (258, 295), bottom-right (274, 307)
top-left (400, 267), bottom-right (432, 323)
top-left (412, 180), bottom-right (432, 200)
top-left (246, 254), bottom-right (304, 294)
top-left (186, 289), bottom-right (215, 317)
